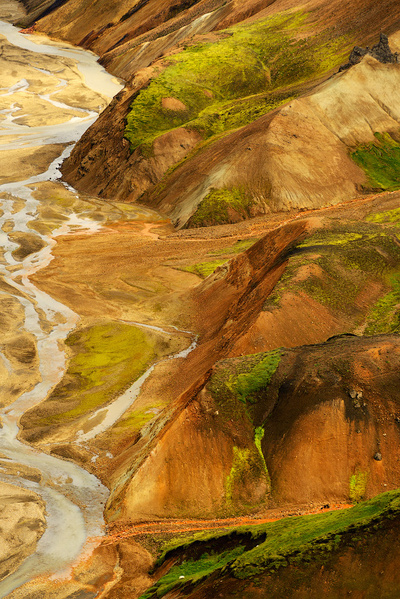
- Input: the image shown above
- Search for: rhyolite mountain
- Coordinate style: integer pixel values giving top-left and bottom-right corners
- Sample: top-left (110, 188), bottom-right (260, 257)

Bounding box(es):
top-left (8, 0), bottom-right (400, 597)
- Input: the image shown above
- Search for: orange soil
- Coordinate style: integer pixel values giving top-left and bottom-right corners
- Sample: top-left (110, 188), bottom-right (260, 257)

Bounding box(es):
top-left (101, 502), bottom-right (353, 545)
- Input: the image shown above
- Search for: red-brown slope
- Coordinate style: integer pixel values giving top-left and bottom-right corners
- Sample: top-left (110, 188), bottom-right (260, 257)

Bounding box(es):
top-left (102, 220), bottom-right (308, 521)
top-left (31, 0), bottom-right (400, 68)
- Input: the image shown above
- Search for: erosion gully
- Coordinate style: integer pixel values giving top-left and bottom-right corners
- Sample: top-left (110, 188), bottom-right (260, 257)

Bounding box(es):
top-left (0, 20), bottom-right (184, 596)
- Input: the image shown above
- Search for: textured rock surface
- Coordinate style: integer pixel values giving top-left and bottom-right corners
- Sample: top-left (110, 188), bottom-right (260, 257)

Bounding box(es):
top-left (340, 33), bottom-right (399, 71)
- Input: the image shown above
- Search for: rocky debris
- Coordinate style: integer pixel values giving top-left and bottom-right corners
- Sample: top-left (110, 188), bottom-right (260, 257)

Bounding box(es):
top-left (349, 389), bottom-right (363, 399)
top-left (339, 33), bottom-right (399, 71)
top-left (349, 389), bottom-right (364, 408)
top-left (374, 452), bottom-right (383, 461)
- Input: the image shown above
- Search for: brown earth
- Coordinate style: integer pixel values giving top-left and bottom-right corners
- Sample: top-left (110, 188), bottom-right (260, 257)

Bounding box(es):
top-left (260, 334), bottom-right (400, 505)
top-left (26, 189), bottom-right (400, 523)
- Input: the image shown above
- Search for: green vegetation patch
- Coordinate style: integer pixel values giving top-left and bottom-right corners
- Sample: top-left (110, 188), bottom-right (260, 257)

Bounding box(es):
top-left (225, 446), bottom-right (251, 506)
top-left (182, 237), bottom-right (259, 279)
top-left (300, 254), bottom-right (361, 313)
top-left (184, 258), bottom-right (228, 278)
top-left (188, 187), bottom-right (254, 227)
top-left (367, 206), bottom-right (400, 223)
top-left (365, 272), bottom-right (400, 335)
top-left (235, 351), bottom-right (281, 405)
top-left (40, 322), bottom-right (158, 424)
top-left (125, 11), bottom-right (350, 151)
top-left (211, 237), bottom-right (260, 256)
top-left (264, 225), bottom-right (400, 317)
top-left (350, 470), bottom-right (369, 503)
top-left (298, 231), bottom-right (363, 247)
top-left (209, 350), bottom-right (282, 413)
top-left (254, 426), bottom-right (271, 485)
top-left (140, 490), bottom-right (400, 597)
top-left (351, 132), bottom-right (400, 191)
top-left (111, 400), bottom-right (165, 436)
top-left (224, 441), bottom-right (270, 513)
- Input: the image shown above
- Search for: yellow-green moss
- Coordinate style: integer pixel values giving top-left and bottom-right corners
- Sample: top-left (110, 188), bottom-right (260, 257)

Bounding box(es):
top-left (188, 187), bottom-right (254, 227)
top-left (298, 232), bottom-right (363, 247)
top-left (367, 207), bottom-right (400, 223)
top-left (125, 11), bottom-right (351, 151)
top-left (365, 273), bottom-right (400, 335)
top-left (209, 350), bottom-right (282, 411)
top-left (210, 238), bottom-right (259, 256)
top-left (184, 258), bottom-right (227, 278)
top-left (351, 132), bottom-right (400, 191)
top-left (255, 426), bottom-right (271, 486)
top-left (39, 322), bottom-right (158, 424)
top-left (225, 446), bottom-right (251, 507)
top-left (264, 225), bottom-right (400, 317)
top-left (113, 403), bottom-right (164, 434)
top-left (235, 350), bottom-right (282, 405)
top-left (141, 490), bottom-right (400, 598)
top-left (350, 470), bottom-right (369, 503)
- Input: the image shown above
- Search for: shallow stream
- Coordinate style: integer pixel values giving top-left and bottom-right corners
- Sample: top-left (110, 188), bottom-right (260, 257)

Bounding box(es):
top-left (0, 20), bottom-right (127, 596)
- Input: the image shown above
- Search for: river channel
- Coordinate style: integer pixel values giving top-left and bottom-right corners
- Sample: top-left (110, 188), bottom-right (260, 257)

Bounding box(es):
top-left (0, 19), bottom-right (135, 596)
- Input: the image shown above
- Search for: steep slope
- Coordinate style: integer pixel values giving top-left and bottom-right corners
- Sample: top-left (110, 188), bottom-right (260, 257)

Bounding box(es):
top-left (136, 490), bottom-right (400, 599)
top-left (8, 0), bottom-right (400, 596)
top-left (59, 5), bottom-right (400, 226)
top-left (22, 191), bottom-right (400, 523)
top-left (146, 55), bottom-right (400, 227)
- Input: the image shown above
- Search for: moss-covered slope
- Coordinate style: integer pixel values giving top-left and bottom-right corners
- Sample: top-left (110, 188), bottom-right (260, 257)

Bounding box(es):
top-left (124, 11), bottom-right (347, 151)
top-left (139, 490), bottom-right (400, 598)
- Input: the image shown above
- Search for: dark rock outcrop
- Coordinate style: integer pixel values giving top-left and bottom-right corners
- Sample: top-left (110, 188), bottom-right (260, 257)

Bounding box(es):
top-left (340, 33), bottom-right (399, 71)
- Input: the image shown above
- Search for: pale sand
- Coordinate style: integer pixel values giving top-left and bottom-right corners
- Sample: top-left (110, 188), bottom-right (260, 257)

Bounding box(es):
top-left (0, 1), bottom-right (26, 23)
top-left (0, 481), bottom-right (46, 582)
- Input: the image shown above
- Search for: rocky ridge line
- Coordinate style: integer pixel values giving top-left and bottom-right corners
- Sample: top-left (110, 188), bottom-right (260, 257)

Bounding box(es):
top-left (340, 32), bottom-right (399, 71)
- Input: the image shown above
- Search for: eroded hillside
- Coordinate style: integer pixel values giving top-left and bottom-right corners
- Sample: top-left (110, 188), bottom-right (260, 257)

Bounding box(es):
top-left (41, 0), bottom-right (400, 227)
top-left (5, 0), bottom-right (400, 597)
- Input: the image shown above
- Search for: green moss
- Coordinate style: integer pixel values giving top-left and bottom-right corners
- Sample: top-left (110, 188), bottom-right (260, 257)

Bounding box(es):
top-left (365, 273), bottom-right (400, 335)
top-left (351, 132), bottom-right (400, 191)
top-left (125, 11), bottom-right (351, 151)
top-left (208, 351), bottom-right (282, 414)
top-left (113, 402), bottom-right (165, 434)
top-left (235, 350), bottom-right (281, 404)
top-left (254, 426), bottom-right (271, 485)
top-left (184, 258), bottom-right (228, 278)
top-left (189, 91), bottom-right (296, 139)
top-left (262, 223), bottom-right (400, 324)
top-left (38, 323), bottom-right (158, 424)
top-left (301, 263), bottom-right (360, 312)
top-left (210, 238), bottom-right (260, 256)
top-left (141, 490), bottom-right (400, 597)
top-left (350, 470), bottom-right (369, 503)
top-left (225, 446), bottom-right (252, 506)
top-left (188, 187), bottom-right (254, 227)
top-left (140, 547), bottom-right (247, 599)
top-left (367, 207), bottom-right (400, 223)
top-left (181, 239), bottom-right (258, 280)
top-left (298, 231), bottom-right (363, 247)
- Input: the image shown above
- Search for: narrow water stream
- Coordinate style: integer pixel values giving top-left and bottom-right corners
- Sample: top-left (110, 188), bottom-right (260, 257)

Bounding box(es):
top-left (0, 21), bottom-right (123, 595)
